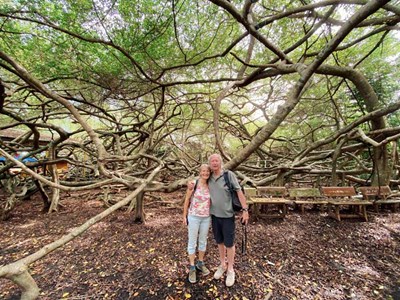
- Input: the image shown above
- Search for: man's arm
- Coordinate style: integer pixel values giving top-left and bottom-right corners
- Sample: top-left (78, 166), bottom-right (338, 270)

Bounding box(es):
top-left (236, 189), bottom-right (249, 224)
top-left (228, 170), bottom-right (250, 224)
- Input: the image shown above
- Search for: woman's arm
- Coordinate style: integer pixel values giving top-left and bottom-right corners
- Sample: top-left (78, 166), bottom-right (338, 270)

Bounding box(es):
top-left (182, 185), bottom-right (193, 225)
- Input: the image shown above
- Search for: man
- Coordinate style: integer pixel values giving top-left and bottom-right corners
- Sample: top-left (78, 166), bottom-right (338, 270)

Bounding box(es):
top-left (207, 153), bottom-right (249, 287)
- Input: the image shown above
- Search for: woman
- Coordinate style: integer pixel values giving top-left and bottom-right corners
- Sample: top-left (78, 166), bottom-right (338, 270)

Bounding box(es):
top-left (182, 164), bottom-right (211, 283)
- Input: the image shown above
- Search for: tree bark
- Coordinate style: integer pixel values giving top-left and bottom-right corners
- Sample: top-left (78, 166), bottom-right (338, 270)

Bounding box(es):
top-left (8, 269), bottom-right (39, 300)
top-left (34, 179), bottom-right (50, 212)
top-left (133, 191), bottom-right (145, 223)
top-left (0, 78), bottom-right (5, 110)
top-left (331, 137), bottom-right (348, 186)
top-left (48, 147), bottom-right (60, 212)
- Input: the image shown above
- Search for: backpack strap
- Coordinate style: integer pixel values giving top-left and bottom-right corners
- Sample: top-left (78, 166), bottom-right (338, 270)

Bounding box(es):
top-left (190, 179), bottom-right (199, 204)
top-left (223, 170), bottom-right (232, 192)
top-left (224, 170), bottom-right (244, 212)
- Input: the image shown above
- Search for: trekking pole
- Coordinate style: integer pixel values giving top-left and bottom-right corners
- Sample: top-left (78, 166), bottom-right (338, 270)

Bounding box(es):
top-left (241, 221), bottom-right (247, 255)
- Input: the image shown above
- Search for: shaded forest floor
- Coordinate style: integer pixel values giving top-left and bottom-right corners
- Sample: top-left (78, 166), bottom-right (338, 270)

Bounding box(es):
top-left (1, 189), bottom-right (399, 300)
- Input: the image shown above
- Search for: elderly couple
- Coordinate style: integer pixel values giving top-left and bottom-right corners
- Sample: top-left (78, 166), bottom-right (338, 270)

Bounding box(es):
top-left (182, 153), bottom-right (249, 287)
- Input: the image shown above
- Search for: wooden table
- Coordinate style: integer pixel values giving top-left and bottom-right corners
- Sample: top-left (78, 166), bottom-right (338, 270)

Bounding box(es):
top-left (359, 186), bottom-right (400, 212)
top-left (289, 187), bottom-right (325, 213)
top-left (322, 187), bottom-right (372, 221)
top-left (250, 197), bottom-right (293, 219)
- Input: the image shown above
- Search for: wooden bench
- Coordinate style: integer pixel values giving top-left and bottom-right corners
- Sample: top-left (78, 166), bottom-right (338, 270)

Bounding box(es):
top-left (243, 187), bottom-right (257, 207)
top-left (359, 186), bottom-right (400, 212)
top-left (289, 187), bottom-right (326, 213)
top-left (250, 187), bottom-right (292, 219)
top-left (322, 186), bottom-right (371, 221)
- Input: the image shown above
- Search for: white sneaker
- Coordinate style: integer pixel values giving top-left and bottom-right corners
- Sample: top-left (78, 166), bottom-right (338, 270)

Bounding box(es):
top-left (213, 265), bottom-right (226, 280)
top-left (225, 270), bottom-right (235, 287)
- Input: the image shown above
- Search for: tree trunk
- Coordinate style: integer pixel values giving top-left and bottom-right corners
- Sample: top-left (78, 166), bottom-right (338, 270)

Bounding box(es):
top-left (33, 179), bottom-right (50, 212)
top-left (0, 194), bottom-right (17, 221)
top-left (8, 269), bottom-right (39, 300)
top-left (48, 166), bottom-right (60, 213)
top-left (344, 68), bottom-right (389, 186)
top-left (0, 78), bottom-right (5, 110)
top-left (273, 170), bottom-right (286, 186)
top-left (48, 147), bottom-right (60, 212)
top-left (0, 175), bottom-right (18, 220)
top-left (392, 141), bottom-right (399, 182)
top-left (133, 191), bottom-right (145, 223)
top-left (371, 145), bottom-right (389, 186)
top-left (331, 137), bottom-right (348, 186)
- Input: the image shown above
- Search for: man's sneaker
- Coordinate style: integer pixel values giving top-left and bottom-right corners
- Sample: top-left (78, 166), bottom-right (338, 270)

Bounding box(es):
top-left (213, 265), bottom-right (226, 280)
top-left (196, 262), bottom-right (210, 276)
top-left (188, 266), bottom-right (196, 283)
top-left (225, 270), bottom-right (235, 287)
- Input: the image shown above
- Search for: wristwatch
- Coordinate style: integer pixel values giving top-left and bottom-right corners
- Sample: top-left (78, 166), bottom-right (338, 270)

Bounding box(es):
top-left (241, 207), bottom-right (249, 212)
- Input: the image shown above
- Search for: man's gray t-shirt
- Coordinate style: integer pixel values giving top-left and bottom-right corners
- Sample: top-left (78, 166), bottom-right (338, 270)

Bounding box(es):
top-left (209, 170), bottom-right (241, 218)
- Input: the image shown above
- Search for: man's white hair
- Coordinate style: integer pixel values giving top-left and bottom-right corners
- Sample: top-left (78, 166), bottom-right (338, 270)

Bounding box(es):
top-left (208, 153), bottom-right (223, 166)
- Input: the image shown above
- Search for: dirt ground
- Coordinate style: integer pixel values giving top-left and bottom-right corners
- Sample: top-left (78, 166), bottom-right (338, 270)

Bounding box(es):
top-left (0, 190), bottom-right (399, 300)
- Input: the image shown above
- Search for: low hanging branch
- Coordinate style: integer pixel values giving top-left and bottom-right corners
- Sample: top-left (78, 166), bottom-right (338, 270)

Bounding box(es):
top-left (0, 163), bottom-right (163, 300)
top-left (356, 128), bottom-right (400, 147)
top-left (0, 147), bottom-right (116, 191)
top-left (293, 99), bottom-right (400, 165)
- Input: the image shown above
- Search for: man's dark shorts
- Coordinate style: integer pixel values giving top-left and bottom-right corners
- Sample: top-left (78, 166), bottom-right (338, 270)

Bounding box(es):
top-left (211, 215), bottom-right (235, 248)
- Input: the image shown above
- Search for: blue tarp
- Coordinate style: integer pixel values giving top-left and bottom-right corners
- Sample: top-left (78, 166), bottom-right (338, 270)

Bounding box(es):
top-left (0, 155), bottom-right (38, 163)
top-left (20, 156), bottom-right (38, 163)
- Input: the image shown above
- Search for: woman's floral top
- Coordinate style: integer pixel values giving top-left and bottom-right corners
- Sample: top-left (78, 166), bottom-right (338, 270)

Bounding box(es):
top-left (189, 184), bottom-right (211, 217)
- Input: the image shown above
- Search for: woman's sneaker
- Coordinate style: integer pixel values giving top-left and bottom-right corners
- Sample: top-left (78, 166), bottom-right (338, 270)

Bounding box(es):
top-left (213, 265), bottom-right (226, 280)
top-left (196, 262), bottom-right (210, 276)
top-left (188, 266), bottom-right (196, 283)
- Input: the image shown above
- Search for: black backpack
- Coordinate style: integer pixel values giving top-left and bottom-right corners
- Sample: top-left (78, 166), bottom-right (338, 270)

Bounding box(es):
top-left (223, 171), bottom-right (244, 212)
